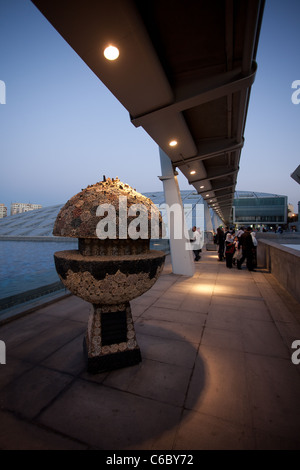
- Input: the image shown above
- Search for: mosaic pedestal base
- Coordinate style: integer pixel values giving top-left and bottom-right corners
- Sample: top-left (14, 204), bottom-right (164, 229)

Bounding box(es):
top-left (84, 301), bottom-right (142, 373)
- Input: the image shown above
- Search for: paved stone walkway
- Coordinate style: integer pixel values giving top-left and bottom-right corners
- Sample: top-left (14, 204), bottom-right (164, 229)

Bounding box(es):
top-left (0, 249), bottom-right (300, 450)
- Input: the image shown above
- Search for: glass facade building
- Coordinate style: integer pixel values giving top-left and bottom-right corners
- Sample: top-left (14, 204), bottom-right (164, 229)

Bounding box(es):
top-left (233, 191), bottom-right (288, 228)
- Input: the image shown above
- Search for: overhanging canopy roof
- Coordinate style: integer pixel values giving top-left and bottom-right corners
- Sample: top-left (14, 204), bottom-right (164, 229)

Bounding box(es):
top-left (32, 0), bottom-right (265, 223)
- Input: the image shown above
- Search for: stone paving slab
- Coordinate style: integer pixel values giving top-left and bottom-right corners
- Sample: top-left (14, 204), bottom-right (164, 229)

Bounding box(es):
top-left (173, 409), bottom-right (255, 450)
top-left (0, 250), bottom-right (300, 450)
top-left (103, 358), bottom-right (192, 407)
top-left (246, 353), bottom-right (300, 440)
top-left (185, 345), bottom-right (252, 428)
top-left (37, 379), bottom-right (183, 450)
top-left (0, 365), bottom-right (74, 420)
top-left (135, 318), bottom-right (204, 344)
top-left (0, 409), bottom-right (87, 450)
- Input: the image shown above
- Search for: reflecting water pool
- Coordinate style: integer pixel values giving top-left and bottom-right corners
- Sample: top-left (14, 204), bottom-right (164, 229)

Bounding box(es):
top-left (282, 244), bottom-right (300, 251)
top-left (0, 240), bottom-right (77, 300)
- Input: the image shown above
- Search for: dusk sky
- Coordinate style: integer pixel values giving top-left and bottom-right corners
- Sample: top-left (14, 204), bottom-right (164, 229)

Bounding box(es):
top-left (0, 0), bottom-right (299, 214)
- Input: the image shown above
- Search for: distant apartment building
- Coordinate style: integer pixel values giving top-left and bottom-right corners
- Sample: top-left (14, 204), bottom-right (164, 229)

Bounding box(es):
top-left (11, 203), bottom-right (42, 215)
top-left (0, 204), bottom-right (7, 218)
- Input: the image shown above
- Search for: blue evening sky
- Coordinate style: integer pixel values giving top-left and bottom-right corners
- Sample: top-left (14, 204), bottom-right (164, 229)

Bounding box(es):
top-left (0, 0), bottom-right (299, 213)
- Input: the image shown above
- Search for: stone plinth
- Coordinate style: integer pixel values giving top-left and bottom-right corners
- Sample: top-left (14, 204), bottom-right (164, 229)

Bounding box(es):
top-left (83, 302), bottom-right (141, 373)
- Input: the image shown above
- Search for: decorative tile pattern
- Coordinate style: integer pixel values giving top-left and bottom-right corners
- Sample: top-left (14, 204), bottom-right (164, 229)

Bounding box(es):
top-left (86, 303), bottom-right (139, 358)
top-left (52, 177), bottom-right (165, 372)
top-left (53, 177), bottom-right (163, 239)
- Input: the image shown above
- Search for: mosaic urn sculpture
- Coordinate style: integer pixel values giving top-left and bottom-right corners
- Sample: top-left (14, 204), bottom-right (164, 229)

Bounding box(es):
top-left (53, 177), bottom-right (165, 373)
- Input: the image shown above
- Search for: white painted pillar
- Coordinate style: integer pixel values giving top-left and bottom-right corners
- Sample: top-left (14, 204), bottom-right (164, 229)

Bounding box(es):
top-left (212, 211), bottom-right (222, 231)
top-left (204, 200), bottom-right (214, 232)
top-left (159, 148), bottom-right (195, 276)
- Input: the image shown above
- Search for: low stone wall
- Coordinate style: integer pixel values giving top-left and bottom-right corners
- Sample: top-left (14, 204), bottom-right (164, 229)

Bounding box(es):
top-left (0, 236), bottom-right (75, 242)
top-left (255, 232), bottom-right (300, 241)
top-left (0, 281), bottom-right (66, 312)
top-left (257, 239), bottom-right (300, 303)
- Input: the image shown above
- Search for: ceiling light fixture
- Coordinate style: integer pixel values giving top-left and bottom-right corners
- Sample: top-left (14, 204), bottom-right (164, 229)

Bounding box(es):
top-left (190, 170), bottom-right (196, 175)
top-left (169, 140), bottom-right (178, 147)
top-left (104, 45), bottom-right (120, 61)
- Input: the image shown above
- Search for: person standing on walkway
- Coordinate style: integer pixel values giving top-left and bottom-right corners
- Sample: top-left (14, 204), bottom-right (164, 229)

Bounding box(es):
top-left (190, 226), bottom-right (201, 261)
top-left (216, 226), bottom-right (225, 261)
top-left (224, 226), bottom-right (230, 241)
top-left (237, 226), bottom-right (255, 271)
top-left (232, 235), bottom-right (242, 266)
top-left (236, 226), bottom-right (244, 239)
top-left (225, 230), bottom-right (235, 268)
top-left (251, 230), bottom-right (258, 268)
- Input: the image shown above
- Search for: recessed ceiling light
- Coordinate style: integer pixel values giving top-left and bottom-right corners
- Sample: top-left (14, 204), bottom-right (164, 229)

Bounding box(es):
top-left (104, 45), bottom-right (120, 61)
top-left (205, 194), bottom-right (210, 197)
top-left (169, 140), bottom-right (178, 147)
top-left (190, 170), bottom-right (196, 175)
top-left (200, 185), bottom-right (204, 189)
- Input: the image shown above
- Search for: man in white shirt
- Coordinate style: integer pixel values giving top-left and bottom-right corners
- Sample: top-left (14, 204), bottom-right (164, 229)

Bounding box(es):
top-left (190, 226), bottom-right (202, 261)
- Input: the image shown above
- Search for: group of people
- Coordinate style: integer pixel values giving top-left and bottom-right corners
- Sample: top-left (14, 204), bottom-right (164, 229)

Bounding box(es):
top-left (189, 224), bottom-right (258, 271)
top-left (214, 225), bottom-right (258, 271)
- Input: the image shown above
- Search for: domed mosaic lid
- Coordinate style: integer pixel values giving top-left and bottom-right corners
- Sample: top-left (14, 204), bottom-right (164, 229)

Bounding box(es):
top-left (53, 177), bottom-right (163, 239)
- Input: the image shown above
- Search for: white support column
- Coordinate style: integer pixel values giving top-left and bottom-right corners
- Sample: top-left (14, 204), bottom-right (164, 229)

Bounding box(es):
top-left (159, 148), bottom-right (195, 276)
top-left (212, 210), bottom-right (222, 231)
top-left (204, 200), bottom-right (214, 232)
